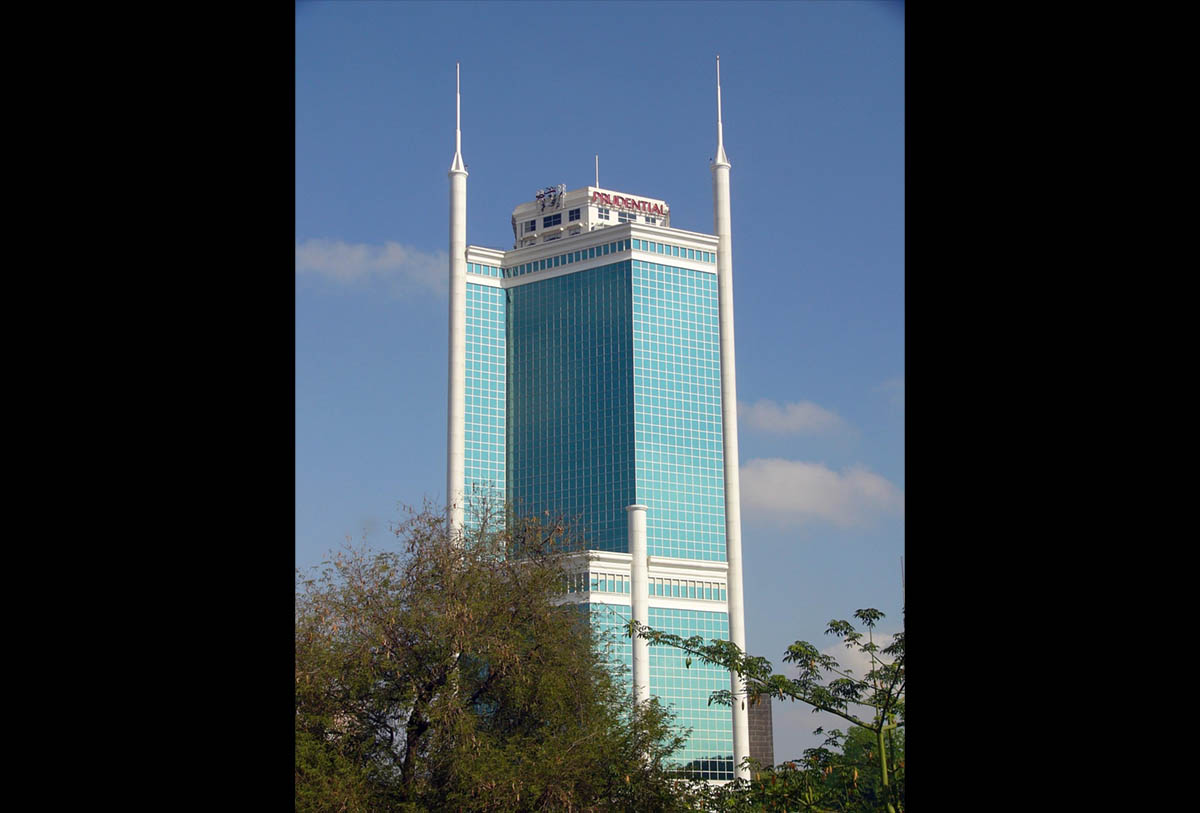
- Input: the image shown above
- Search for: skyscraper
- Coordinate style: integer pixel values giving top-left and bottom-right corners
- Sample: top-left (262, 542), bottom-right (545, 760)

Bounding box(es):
top-left (446, 59), bottom-right (754, 781)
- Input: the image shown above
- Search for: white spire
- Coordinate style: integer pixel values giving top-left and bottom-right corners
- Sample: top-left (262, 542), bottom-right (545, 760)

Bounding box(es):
top-left (446, 62), bottom-right (468, 536)
top-left (714, 55), bottom-right (730, 168)
top-left (710, 52), bottom-right (746, 779)
top-left (450, 62), bottom-right (466, 174)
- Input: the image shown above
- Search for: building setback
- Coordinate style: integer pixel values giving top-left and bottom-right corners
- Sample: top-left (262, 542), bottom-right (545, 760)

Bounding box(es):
top-left (446, 58), bottom-right (761, 781)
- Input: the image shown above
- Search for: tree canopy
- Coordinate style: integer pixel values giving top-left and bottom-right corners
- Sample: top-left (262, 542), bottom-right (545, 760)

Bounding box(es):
top-left (296, 506), bottom-right (697, 812)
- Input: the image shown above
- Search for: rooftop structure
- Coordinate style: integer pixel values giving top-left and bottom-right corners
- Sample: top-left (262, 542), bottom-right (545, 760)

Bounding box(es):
top-left (510, 185), bottom-right (671, 249)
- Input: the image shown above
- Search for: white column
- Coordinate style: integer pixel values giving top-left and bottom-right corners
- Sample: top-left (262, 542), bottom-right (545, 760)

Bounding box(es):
top-left (627, 504), bottom-right (650, 705)
top-left (712, 56), bottom-right (750, 781)
top-left (447, 64), bottom-right (467, 538)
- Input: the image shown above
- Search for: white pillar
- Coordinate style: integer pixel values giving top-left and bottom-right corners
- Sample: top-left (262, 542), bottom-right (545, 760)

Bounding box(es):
top-left (712, 56), bottom-right (750, 780)
top-left (447, 63), bottom-right (468, 538)
top-left (627, 504), bottom-right (650, 705)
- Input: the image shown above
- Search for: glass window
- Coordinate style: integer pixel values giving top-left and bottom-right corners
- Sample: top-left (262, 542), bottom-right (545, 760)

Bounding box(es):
top-left (569, 208), bottom-right (580, 222)
top-left (543, 213), bottom-right (562, 228)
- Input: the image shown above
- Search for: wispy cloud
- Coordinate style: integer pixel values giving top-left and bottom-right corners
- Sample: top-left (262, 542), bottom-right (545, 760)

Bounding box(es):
top-left (874, 377), bottom-right (904, 411)
top-left (822, 632), bottom-right (898, 678)
top-left (296, 239), bottom-right (447, 297)
top-left (740, 399), bottom-right (851, 435)
top-left (740, 458), bottom-right (903, 528)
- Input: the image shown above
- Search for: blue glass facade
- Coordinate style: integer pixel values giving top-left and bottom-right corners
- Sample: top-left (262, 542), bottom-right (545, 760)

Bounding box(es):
top-left (583, 602), bottom-right (632, 692)
top-left (463, 282), bottom-right (506, 525)
top-left (632, 260), bottom-right (726, 561)
top-left (649, 607), bottom-right (734, 779)
top-left (462, 233), bottom-right (734, 781)
top-left (506, 262), bottom-right (636, 552)
top-left (584, 601), bottom-right (733, 780)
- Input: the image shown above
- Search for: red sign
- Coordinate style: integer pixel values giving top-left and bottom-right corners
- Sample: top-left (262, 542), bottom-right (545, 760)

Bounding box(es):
top-left (591, 191), bottom-right (666, 215)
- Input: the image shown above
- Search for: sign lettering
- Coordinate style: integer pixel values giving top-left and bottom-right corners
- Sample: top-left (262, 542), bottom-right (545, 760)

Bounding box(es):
top-left (591, 191), bottom-right (666, 216)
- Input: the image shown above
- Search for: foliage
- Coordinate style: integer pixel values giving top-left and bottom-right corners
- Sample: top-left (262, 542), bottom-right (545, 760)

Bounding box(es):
top-left (836, 725), bottom-right (905, 809)
top-left (628, 608), bottom-right (904, 813)
top-left (295, 504), bottom-right (695, 812)
top-left (682, 726), bottom-right (905, 812)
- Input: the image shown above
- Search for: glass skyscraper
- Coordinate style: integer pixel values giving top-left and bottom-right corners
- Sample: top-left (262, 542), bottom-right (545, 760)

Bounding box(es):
top-left (446, 60), bottom-right (754, 781)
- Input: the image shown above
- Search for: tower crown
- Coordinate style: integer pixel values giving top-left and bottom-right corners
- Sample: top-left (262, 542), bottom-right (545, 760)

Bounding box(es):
top-left (509, 186), bottom-right (670, 248)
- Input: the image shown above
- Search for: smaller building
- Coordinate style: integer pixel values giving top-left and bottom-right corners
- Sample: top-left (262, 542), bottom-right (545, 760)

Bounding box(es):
top-left (747, 696), bottom-right (775, 772)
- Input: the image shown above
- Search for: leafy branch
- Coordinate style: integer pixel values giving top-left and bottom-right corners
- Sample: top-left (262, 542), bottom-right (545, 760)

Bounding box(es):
top-left (627, 607), bottom-right (905, 813)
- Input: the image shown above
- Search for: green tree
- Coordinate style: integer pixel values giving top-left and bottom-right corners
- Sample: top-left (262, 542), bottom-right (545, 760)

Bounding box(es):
top-left (834, 725), bottom-right (905, 809)
top-left (628, 608), bottom-right (905, 813)
top-left (296, 505), bottom-right (695, 812)
top-left (673, 724), bottom-right (904, 813)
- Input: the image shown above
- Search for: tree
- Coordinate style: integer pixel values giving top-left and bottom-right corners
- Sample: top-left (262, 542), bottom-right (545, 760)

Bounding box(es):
top-left (296, 504), bottom-right (695, 812)
top-left (834, 724), bottom-right (905, 810)
top-left (628, 608), bottom-right (905, 813)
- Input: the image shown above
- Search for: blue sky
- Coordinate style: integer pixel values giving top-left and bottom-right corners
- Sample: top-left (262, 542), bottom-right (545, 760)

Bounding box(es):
top-left (296, 0), bottom-right (904, 763)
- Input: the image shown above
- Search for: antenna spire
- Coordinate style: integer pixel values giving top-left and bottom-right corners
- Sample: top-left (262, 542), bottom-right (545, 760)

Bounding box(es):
top-left (450, 62), bottom-right (466, 174)
top-left (595, 154), bottom-right (599, 187)
top-left (714, 55), bottom-right (729, 167)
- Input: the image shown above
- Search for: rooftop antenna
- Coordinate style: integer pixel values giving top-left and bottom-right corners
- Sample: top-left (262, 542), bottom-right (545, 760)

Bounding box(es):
top-left (595, 154), bottom-right (599, 188)
top-left (715, 55), bottom-right (729, 166)
top-left (450, 61), bottom-right (465, 173)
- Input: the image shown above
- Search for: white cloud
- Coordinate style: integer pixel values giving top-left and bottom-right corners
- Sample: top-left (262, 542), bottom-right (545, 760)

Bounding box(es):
top-left (821, 632), bottom-right (898, 679)
top-left (740, 458), bottom-right (903, 528)
top-left (296, 239), bottom-right (446, 297)
top-left (739, 399), bottom-right (850, 435)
